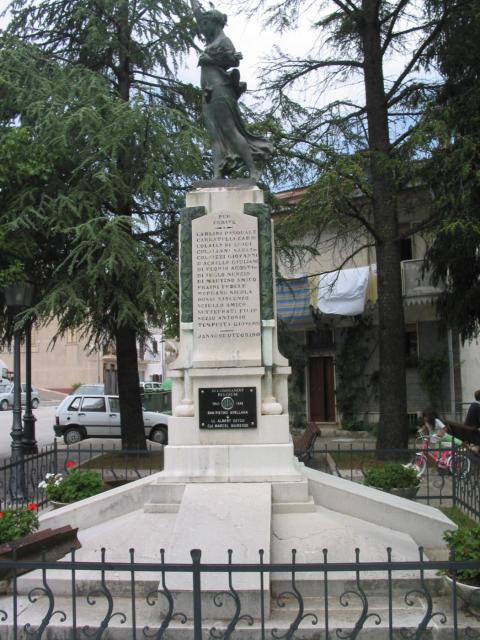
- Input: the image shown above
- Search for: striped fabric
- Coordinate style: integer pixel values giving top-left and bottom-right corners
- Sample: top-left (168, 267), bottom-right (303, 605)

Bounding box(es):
top-left (276, 276), bottom-right (313, 327)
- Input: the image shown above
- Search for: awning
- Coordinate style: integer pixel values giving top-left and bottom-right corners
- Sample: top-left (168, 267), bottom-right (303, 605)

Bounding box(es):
top-left (276, 276), bottom-right (313, 327)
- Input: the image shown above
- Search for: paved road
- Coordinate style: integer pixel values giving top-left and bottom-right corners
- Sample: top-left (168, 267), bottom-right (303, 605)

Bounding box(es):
top-left (0, 404), bottom-right (119, 461)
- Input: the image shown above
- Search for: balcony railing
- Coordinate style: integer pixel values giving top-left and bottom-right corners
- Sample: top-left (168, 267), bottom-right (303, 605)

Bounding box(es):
top-left (401, 259), bottom-right (444, 301)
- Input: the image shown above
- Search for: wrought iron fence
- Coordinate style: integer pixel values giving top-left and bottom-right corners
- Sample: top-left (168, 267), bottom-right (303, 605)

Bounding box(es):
top-left (0, 547), bottom-right (479, 638)
top-left (0, 441), bottom-right (164, 511)
top-left (308, 443), bottom-right (480, 519)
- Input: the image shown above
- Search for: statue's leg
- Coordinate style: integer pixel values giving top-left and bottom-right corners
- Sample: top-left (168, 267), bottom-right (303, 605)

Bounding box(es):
top-left (212, 141), bottom-right (223, 179)
top-left (229, 131), bottom-right (259, 180)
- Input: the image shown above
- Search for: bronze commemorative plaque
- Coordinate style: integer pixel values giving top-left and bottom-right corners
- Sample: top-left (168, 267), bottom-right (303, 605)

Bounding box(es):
top-left (199, 387), bottom-right (257, 429)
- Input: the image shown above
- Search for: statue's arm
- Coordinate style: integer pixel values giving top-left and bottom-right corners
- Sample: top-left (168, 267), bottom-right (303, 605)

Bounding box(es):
top-left (203, 39), bottom-right (241, 69)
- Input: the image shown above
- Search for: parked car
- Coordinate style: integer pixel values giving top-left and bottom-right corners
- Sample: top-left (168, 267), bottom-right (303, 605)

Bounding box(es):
top-left (0, 383), bottom-right (40, 411)
top-left (74, 384), bottom-right (105, 395)
top-left (54, 394), bottom-right (169, 445)
top-left (140, 380), bottom-right (162, 391)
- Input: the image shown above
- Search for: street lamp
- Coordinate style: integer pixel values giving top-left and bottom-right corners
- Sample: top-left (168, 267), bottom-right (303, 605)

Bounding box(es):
top-left (4, 283), bottom-right (35, 503)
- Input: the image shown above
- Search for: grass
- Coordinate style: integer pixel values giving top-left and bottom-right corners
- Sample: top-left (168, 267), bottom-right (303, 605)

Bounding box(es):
top-left (329, 450), bottom-right (411, 469)
top-left (440, 506), bottom-right (478, 529)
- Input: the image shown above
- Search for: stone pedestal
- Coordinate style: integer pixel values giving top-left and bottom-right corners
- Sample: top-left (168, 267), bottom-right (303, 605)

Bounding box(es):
top-left (167, 182), bottom-right (295, 482)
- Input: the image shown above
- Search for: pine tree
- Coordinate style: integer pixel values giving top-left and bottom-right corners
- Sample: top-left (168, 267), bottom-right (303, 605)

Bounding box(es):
top-left (423, 0), bottom-right (480, 340)
top-left (3, 0), bottom-right (206, 448)
top-left (261, 0), bottom-right (458, 451)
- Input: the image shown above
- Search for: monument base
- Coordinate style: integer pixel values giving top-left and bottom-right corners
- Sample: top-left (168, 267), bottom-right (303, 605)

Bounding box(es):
top-left (163, 442), bottom-right (302, 482)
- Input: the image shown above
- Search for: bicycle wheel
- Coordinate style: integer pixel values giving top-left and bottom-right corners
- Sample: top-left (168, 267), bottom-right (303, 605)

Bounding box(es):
top-left (449, 451), bottom-right (471, 479)
top-left (405, 453), bottom-right (426, 477)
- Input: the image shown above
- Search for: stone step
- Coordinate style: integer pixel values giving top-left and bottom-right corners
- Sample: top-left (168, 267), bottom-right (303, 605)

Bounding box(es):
top-left (143, 482), bottom-right (186, 513)
top-left (0, 592), bottom-right (467, 639)
top-left (147, 482), bottom-right (186, 501)
top-left (271, 478), bottom-right (310, 503)
top-left (272, 497), bottom-right (316, 513)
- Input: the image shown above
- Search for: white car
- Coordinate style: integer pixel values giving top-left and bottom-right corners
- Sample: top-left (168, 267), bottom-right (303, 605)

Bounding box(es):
top-left (54, 394), bottom-right (169, 445)
top-left (0, 383), bottom-right (40, 411)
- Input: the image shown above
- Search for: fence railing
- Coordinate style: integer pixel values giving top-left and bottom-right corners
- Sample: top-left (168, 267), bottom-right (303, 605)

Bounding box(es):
top-left (0, 547), bottom-right (479, 638)
top-left (1, 440), bottom-right (479, 522)
top-left (0, 441), bottom-right (163, 511)
top-left (308, 443), bottom-right (480, 520)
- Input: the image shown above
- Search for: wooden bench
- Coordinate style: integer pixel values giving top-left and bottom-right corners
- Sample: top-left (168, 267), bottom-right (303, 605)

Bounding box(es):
top-left (293, 422), bottom-right (322, 462)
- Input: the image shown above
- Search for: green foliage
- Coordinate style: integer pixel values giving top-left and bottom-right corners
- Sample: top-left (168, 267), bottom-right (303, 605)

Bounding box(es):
top-left (0, 504), bottom-right (39, 544)
top-left (363, 463), bottom-right (420, 491)
top-left (336, 318), bottom-right (377, 431)
top-left (417, 354), bottom-right (448, 410)
top-left (422, 1), bottom-right (480, 340)
top-left (43, 469), bottom-right (103, 503)
top-left (278, 322), bottom-right (308, 429)
top-left (444, 525), bottom-right (480, 585)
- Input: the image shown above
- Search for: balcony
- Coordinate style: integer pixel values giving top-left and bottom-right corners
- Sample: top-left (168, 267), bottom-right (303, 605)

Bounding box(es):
top-left (401, 259), bottom-right (444, 304)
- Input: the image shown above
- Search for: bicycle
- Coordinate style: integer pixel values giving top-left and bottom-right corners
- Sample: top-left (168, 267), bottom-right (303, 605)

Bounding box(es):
top-left (407, 432), bottom-right (471, 478)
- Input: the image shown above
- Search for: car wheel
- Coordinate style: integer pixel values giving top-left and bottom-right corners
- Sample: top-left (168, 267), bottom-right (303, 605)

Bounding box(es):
top-left (64, 428), bottom-right (83, 445)
top-left (31, 398), bottom-right (39, 409)
top-left (150, 426), bottom-right (168, 445)
top-left (0, 399), bottom-right (9, 411)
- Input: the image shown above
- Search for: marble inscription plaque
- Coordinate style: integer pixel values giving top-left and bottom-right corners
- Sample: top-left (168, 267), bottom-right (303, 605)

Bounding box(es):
top-left (199, 387), bottom-right (257, 429)
top-left (192, 209), bottom-right (261, 366)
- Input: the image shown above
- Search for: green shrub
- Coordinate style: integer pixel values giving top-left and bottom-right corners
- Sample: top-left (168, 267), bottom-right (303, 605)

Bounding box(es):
top-left (0, 504), bottom-right (39, 544)
top-left (363, 463), bottom-right (420, 491)
top-left (444, 526), bottom-right (480, 585)
top-left (41, 469), bottom-right (103, 503)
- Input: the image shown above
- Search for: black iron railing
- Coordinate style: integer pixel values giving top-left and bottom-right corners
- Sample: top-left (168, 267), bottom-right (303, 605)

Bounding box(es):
top-left (308, 443), bottom-right (480, 520)
top-left (0, 441), bottom-right (163, 510)
top-left (0, 547), bottom-right (479, 638)
top-left (1, 440), bottom-right (479, 521)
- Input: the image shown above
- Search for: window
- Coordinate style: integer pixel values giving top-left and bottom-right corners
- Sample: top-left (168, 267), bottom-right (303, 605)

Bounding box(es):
top-left (81, 397), bottom-right (106, 412)
top-left (109, 397), bottom-right (120, 413)
top-left (405, 324), bottom-right (418, 367)
top-left (152, 339), bottom-right (158, 355)
top-left (400, 237), bottom-right (413, 261)
top-left (68, 397), bottom-right (82, 411)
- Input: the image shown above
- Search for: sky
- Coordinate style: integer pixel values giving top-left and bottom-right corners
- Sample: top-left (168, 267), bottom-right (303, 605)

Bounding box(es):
top-left (0, 0), bottom-right (428, 128)
top-left (0, 0), bottom-right (312, 93)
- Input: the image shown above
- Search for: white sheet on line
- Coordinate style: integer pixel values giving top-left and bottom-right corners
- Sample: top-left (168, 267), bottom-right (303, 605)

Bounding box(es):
top-left (318, 266), bottom-right (370, 316)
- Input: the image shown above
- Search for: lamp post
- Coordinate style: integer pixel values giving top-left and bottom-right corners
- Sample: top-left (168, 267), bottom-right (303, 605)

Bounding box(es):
top-left (23, 319), bottom-right (38, 455)
top-left (4, 283), bottom-right (34, 503)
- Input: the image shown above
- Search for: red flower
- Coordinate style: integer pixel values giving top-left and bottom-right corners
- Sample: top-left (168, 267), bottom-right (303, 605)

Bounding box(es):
top-left (66, 460), bottom-right (76, 469)
top-left (0, 512), bottom-right (4, 518)
top-left (27, 503), bottom-right (38, 511)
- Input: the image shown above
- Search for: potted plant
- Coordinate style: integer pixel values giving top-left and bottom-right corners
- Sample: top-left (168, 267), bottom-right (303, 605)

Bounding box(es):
top-left (363, 462), bottom-right (420, 498)
top-left (443, 525), bottom-right (480, 611)
top-left (0, 503), bottom-right (80, 583)
top-left (39, 463), bottom-right (103, 507)
top-left (0, 503), bottom-right (39, 545)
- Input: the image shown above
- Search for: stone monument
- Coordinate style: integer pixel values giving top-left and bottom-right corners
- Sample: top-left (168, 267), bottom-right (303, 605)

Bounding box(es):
top-left (163, 0), bottom-right (296, 482)
top-left (22, 5), bottom-right (456, 634)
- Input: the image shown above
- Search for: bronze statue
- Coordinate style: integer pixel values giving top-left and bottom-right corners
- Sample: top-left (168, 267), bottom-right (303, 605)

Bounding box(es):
top-left (191, 0), bottom-right (272, 180)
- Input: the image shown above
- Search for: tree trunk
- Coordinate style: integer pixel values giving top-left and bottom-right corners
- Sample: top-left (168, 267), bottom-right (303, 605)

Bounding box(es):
top-left (116, 325), bottom-right (147, 450)
top-left (361, 0), bottom-right (409, 451)
top-left (113, 2), bottom-right (146, 451)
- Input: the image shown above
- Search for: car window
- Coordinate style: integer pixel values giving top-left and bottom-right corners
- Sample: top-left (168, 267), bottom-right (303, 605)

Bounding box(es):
top-left (109, 397), bottom-right (120, 413)
top-left (0, 384), bottom-right (10, 393)
top-left (81, 397), bottom-right (106, 412)
top-left (68, 397), bottom-right (82, 411)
